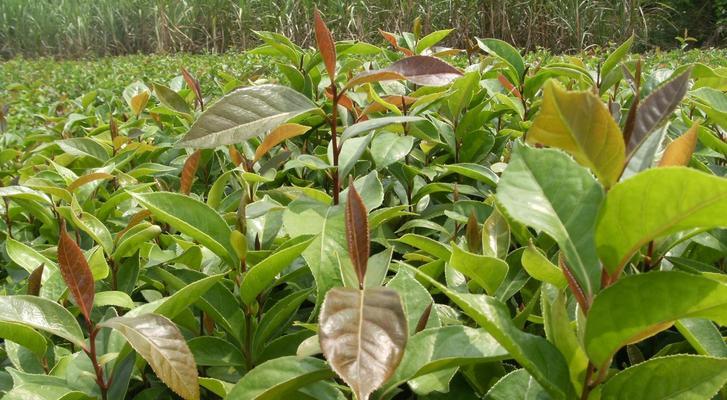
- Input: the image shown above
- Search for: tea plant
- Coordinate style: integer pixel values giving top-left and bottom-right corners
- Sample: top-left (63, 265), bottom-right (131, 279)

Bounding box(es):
top-left (1, 11), bottom-right (727, 400)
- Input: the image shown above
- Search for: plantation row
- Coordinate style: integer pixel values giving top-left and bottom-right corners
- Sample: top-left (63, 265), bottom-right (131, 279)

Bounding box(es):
top-left (1, 14), bottom-right (727, 400)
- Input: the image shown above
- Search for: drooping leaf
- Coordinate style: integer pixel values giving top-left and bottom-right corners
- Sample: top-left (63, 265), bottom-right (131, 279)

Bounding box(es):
top-left (100, 314), bottom-right (199, 400)
top-left (626, 70), bottom-right (691, 156)
top-left (0, 295), bottom-right (85, 348)
top-left (179, 150), bottom-right (201, 195)
top-left (254, 123), bottom-right (310, 161)
top-left (584, 271), bottom-right (727, 367)
top-left (658, 122), bottom-right (698, 166)
top-left (177, 84), bottom-right (319, 148)
top-left (319, 287), bottom-right (408, 400)
top-left (57, 221), bottom-right (95, 323)
top-left (345, 181), bottom-right (369, 287)
top-left (314, 9), bottom-right (337, 80)
top-left (385, 56), bottom-right (462, 86)
top-left (598, 355), bottom-right (727, 400)
top-left (227, 356), bottom-right (335, 400)
top-left (527, 80), bottom-right (624, 187)
top-left (596, 167), bottom-right (727, 276)
top-left (402, 265), bottom-right (575, 399)
top-left (497, 145), bottom-right (603, 299)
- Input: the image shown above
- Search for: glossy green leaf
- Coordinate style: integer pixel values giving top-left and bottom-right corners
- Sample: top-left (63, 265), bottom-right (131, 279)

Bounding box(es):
top-left (449, 243), bottom-right (508, 295)
top-left (0, 322), bottom-right (47, 357)
top-left (153, 82), bottom-right (191, 114)
top-left (188, 336), bottom-right (245, 366)
top-left (476, 38), bottom-right (525, 82)
top-left (0, 295), bottom-right (85, 348)
top-left (600, 35), bottom-right (634, 79)
top-left (227, 356), bottom-right (335, 400)
top-left (486, 369), bottom-right (549, 400)
top-left (497, 145), bottom-right (603, 299)
top-left (402, 265), bottom-right (575, 399)
top-left (371, 132), bottom-right (415, 169)
top-left (129, 192), bottom-right (236, 266)
top-left (381, 325), bottom-right (507, 397)
top-left (521, 244), bottom-right (567, 289)
top-left (596, 167), bottom-right (727, 275)
top-left (415, 29), bottom-right (453, 54)
top-left (240, 236), bottom-right (314, 304)
top-left (598, 355), bottom-right (727, 400)
top-left (584, 271), bottom-right (727, 367)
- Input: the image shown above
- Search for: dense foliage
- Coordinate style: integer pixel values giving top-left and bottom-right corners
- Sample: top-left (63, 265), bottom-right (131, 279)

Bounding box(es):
top-left (1, 14), bottom-right (727, 400)
top-left (0, 0), bottom-right (725, 58)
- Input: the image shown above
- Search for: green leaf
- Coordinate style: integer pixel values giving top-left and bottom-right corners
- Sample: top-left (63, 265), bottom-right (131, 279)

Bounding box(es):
top-left (595, 167), bottom-right (727, 275)
top-left (675, 318), bottom-right (727, 357)
top-left (0, 321), bottom-right (47, 357)
top-left (521, 244), bottom-right (567, 289)
top-left (178, 84), bottom-right (319, 148)
top-left (227, 356), bottom-right (335, 400)
top-left (381, 325), bottom-right (508, 397)
top-left (485, 369), bottom-right (549, 400)
top-left (584, 271), bottom-right (727, 367)
top-left (94, 291), bottom-right (135, 309)
top-left (497, 145), bottom-right (603, 299)
top-left (319, 287), bottom-right (408, 400)
top-left (128, 274), bottom-right (224, 319)
top-left (600, 35), bottom-right (634, 79)
top-left (253, 289), bottom-right (312, 353)
top-left (129, 192), bottom-right (236, 266)
top-left (476, 38), bottom-right (525, 83)
top-left (0, 295), bottom-right (85, 348)
top-left (371, 132), bottom-right (415, 169)
top-left (5, 237), bottom-right (57, 276)
top-left (283, 200), bottom-right (346, 308)
top-left (386, 267), bottom-right (439, 335)
top-left (526, 80), bottom-right (624, 187)
top-left (341, 116), bottom-right (423, 141)
top-left (240, 236), bottom-right (314, 305)
top-left (188, 336), bottom-right (245, 366)
top-left (598, 355), bottom-right (727, 400)
top-left (449, 243), bottom-right (508, 295)
top-left (153, 82), bottom-right (191, 114)
top-left (402, 265), bottom-right (575, 399)
top-left (100, 314), bottom-right (199, 400)
top-left (416, 29), bottom-right (454, 54)
top-left (395, 234), bottom-right (451, 260)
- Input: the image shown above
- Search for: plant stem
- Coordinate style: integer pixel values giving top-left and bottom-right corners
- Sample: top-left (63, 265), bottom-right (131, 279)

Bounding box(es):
top-left (330, 84), bottom-right (340, 204)
top-left (84, 322), bottom-right (108, 400)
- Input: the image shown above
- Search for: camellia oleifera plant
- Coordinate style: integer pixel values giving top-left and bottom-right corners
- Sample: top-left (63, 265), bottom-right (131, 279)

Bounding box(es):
top-left (1, 9), bottom-right (727, 400)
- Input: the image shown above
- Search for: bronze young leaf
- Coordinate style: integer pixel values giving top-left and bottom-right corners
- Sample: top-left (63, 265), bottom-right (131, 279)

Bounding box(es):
top-left (319, 287), bottom-right (408, 400)
top-left (314, 8), bottom-right (337, 81)
top-left (345, 180), bottom-right (369, 288)
top-left (57, 220), bottom-right (95, 323)
top-left (179, 149), bottom-right (201, 195)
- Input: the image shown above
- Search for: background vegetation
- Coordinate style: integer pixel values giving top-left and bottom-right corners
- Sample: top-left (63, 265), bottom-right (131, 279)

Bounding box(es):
top-left (1, 0), bottom-right (725, 58)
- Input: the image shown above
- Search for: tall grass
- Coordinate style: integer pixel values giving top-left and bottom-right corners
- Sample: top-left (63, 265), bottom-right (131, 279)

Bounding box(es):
top-left (0, 0), bottom-right (721, 58)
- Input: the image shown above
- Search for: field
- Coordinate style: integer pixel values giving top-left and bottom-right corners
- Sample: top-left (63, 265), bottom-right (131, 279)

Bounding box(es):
top-left (1, 18), bottom-right (727, 400)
